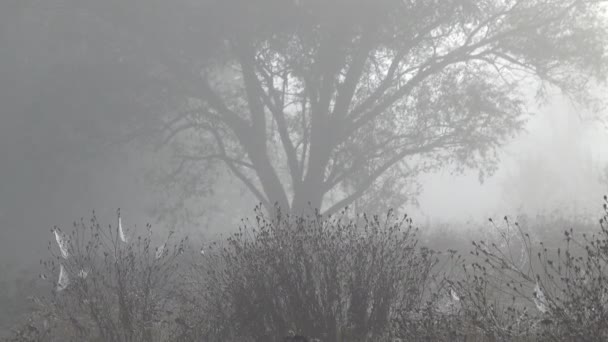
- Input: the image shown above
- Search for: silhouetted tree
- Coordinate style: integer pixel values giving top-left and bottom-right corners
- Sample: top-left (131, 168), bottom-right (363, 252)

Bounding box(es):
top-left (155, 0), bottom-right (608, 215)
top-left (6, 1), bottom-right (607, 217)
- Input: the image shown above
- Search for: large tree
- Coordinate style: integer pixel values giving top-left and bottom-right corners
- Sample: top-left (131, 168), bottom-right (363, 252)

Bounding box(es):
top-left (154, 0), bottom-right (608, 216)
top-left (156, 0), bottom-right (605, 216)
top-left (10, 1), bottom-right (606, 218)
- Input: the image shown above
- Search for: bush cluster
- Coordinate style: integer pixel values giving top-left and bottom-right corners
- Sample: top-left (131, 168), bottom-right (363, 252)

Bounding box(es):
top-left (189, 208), bottom-right (452, 341)
top-left (5, 196), bottom-right (608, 341)
top-left (8, 213), bottom-right (188, 342)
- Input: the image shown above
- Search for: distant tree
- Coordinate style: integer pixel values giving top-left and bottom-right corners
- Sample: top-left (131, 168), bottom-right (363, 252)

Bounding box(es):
top-left (155, 0), bottom-right (607, 216)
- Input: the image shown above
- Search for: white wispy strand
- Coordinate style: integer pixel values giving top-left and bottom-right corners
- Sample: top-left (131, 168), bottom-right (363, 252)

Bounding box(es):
top-left (77, 269), bottom-right (88, 279)
top-left (57, 264), bottom-right (69, 291)
top-left (118, 216), bottom-right (128, 243)
top-left (533, 281), bottom-right (548, 313)
top-left (53, 228), bottom-right (70, 259)
top-left (451, 288), bottom-right (460, 302)
top-left (155, 243), bottom-right (165, 260)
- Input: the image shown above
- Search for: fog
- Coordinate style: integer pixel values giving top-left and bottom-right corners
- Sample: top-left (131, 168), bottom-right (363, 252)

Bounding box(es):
top-left (0, 2), bottom-right (607, 334)
top-left (416, 97), bottom-right (608, 222)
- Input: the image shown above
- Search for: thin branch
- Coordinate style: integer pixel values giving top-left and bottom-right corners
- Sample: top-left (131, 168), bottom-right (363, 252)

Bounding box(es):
top-left (208, 125), bottom-right (270, 209)
top-left (323, 137), bottom-right (450, 216)
top-left (332, 31), bottom-right (374, 120)
top-left (256, 60), bottom-right (303, 184)
top-left (175, 153), bottom-right (256, 170)
top-left (199, 78), bottom-right (249, 137)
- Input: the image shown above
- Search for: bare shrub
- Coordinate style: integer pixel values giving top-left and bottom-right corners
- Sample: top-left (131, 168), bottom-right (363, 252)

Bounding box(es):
top-left (8, 212), bottom-right (189, 342)
top-left (457, 196), bottom-right (608, 341)
top-left (190, 207), bottom-right (441, 342)
top-left (8, 197), bottom-right (608, 341)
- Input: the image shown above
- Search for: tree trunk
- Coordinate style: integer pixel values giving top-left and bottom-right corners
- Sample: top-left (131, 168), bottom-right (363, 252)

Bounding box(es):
top-left (291, 181), bottom-right (324, 217)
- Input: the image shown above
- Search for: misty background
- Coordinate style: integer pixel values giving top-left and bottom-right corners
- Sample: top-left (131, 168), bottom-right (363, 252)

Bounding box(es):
top-left (1, 0), bottom-right (607, 313)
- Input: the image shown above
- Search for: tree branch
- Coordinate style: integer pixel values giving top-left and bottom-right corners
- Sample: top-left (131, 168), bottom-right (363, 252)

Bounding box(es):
top-left (256, 61), bottom-right (303, 185)
top-left (208, 126), bottom-right (270, 209)
top-left (323, 138), bottom-right (448, 216)
top-left (332, 31), bottom-right (374, 120)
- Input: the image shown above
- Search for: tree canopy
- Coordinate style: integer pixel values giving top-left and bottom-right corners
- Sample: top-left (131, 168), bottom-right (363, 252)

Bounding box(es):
top-left (6, 0), bottom-right (607, 218)
top-left (158, 0), bottom-right (606, 215)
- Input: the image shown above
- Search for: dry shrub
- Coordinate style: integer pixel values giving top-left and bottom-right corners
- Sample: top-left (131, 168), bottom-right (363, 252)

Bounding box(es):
top-left (454, 196), bottom-right (608, 341)
top-left (8, 212), bottom-right (189, 342)
top-left (8, 196), bottom-right (608, 342)
top-left (189, 207), bottom-right (445, 342)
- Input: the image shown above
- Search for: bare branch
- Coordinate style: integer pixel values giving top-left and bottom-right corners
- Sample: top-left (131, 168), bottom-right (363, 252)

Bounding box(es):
top-left (256, 60), bottom-right (303, 184)
top-left (323, 137), bottom-right (449, 216)
top-left (208, 126), bottom-right (270, 209)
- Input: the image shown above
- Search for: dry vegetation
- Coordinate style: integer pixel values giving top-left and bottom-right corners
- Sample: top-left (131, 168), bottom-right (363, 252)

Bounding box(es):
top-left (4, 196), bottom-right (608, 341)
